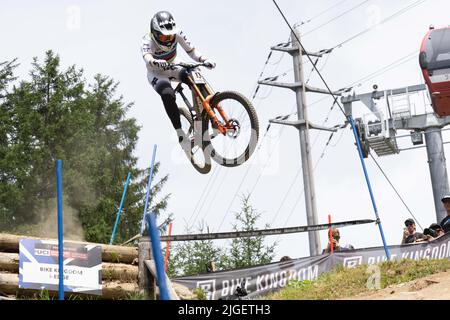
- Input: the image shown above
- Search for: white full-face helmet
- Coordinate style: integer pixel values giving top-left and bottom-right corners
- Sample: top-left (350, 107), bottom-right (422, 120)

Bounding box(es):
top-left (150, 11), bottom-right (178, 50)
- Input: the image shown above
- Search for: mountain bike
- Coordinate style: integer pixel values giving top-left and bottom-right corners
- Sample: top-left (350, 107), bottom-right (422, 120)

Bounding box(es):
top-left (174, 62), bottom-right (259, 173)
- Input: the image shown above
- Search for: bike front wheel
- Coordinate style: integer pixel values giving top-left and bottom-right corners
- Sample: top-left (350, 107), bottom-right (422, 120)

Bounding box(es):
top-left (202, 91), bottom-right (259, 167)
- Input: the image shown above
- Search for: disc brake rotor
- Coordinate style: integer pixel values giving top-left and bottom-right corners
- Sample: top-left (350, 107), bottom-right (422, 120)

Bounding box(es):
top-left (225, 119), bottom-right (241, 139)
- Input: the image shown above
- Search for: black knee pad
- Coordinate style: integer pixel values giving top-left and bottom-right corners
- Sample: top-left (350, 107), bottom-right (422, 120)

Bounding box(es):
top-left (159, 86), bottom-right (177, 107)
top-left (155, 81), bottom-right (181, 130)
top-left (180, 68), bottom-right (189, 84)
top-left (161, 90), bottom-right (176, 104)
top-left (155, 81), bottom-right (175, 98)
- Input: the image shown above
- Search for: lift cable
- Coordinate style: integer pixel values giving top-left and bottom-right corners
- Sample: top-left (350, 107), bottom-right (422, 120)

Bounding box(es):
top-left (303, 0), bottom-right (372, 37)
top-left (272, 0), bottom-right (391, 258)
top-left (297, 0), bottom-right (349, 27)
top-left (331, 0), bottom-right (428, 50)
top-left (369, 152), bottom-right (424, 231)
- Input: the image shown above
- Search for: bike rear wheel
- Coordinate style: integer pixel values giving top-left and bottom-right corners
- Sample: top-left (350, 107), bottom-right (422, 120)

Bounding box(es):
top-left (179, 107), bottom-right (212, 174)
top-left (202, 91), bottom-right (259, 167)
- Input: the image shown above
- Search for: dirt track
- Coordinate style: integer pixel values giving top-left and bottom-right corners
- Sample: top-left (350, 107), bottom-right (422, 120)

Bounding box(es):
top-left (347, 270), bottom-right (450, 300)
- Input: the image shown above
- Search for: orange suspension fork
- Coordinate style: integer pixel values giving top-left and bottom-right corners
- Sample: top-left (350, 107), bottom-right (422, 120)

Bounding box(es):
top-left (188, 76), bottom-right (228, 135)
top-left (204, 95), bottom-right (232, 135)
top-left (204, 83), bottom-right (230, 126)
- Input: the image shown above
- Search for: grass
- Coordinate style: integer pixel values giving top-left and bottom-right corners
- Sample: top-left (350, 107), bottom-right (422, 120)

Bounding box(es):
top-left (123, 291), bottom-right (146, 300)
top-left (15, 287), bottom-right (144, 300)
top-left (267, 258), bottom-right (450, 300)
top-left (17, 290), bottom-right (102, 300)
top-left (108, 251), bottom-right (121, 264)
top-left (192, 288), bottom-right (207, 300)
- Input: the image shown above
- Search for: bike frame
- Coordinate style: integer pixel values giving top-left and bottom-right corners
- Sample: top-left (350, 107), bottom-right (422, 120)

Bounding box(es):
top-left (176, 68), bottom-right (231, 136)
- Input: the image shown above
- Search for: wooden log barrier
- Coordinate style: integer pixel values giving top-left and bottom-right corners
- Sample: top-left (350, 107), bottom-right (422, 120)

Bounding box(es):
top-left (0, 233), bottom-right (138, 264)
top-left (0, 233), bottom-right (194, 300)
top-left (0, 272), bottom-right (139, 300)
top-left (0, 252), bottom-right (138, 282)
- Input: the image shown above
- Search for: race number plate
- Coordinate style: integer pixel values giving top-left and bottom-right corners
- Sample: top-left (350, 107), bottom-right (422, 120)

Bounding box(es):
top-left (192, 71), bottom-right (206, 84)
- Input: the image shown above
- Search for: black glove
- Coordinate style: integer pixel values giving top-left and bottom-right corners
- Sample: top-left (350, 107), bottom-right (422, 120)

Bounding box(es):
top-left (152, 59), bottom-right (169, 70)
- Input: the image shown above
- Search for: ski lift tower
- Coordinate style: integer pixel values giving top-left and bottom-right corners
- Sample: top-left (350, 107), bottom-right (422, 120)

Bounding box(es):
top-left (258, 27), bottom-right (340, 256)
top-left (342, 84), bottom-right (450, 223)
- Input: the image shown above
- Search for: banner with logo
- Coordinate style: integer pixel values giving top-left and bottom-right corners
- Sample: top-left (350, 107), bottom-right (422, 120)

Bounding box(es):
top-left (172, 233), bottom-right (450, 300)
top-left (19, 239), bottom-right (102, 295)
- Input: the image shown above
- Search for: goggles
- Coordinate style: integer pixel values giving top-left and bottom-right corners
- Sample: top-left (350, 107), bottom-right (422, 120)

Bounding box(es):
top-left (158, 34), bottom-right (175, 43)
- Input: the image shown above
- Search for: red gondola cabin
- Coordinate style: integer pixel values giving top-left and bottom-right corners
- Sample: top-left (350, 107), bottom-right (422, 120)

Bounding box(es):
top-left (420, 26), bottom-right (450, 117)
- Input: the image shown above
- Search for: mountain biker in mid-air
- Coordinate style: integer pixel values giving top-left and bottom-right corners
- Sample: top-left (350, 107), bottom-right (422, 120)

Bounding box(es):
top-left (141, 11), bottom-right (216, 148)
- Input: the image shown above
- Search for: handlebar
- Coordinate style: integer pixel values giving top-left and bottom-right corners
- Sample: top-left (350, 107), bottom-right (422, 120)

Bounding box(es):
top-left (170, 62), bottom-right (206, 70)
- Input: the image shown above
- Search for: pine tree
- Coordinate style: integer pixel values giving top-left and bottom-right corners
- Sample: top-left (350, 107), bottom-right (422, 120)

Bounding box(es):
top-left (0, 59), bottom-right (19, 227)
top-left (167, 222), bottom-right (223, 277)
top-left (221, 194), bottom-right (277, 269)
top-left (0, 51), bottom-right (171, 243)
top-left (167, 196), bottom-right (277, 277)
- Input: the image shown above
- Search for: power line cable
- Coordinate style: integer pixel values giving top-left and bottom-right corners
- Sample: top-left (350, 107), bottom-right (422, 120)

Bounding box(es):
top-left (246, 125), bottom-right (288, 198)
top-left (269, 52), bottom-right (286, 65)
top-left (212, 36), bottom-right (292, 231)
top-left (186, 166), bottom-right (219, 227)
top-left (270, 167), bottom-right (302, 226)
top-left (369, 152), bottom-right (424, 230)
top-left (277, 50), bottom-right (419, 121)
top-left (332, 0), bottom-right (428, 49)
top-left (245, 42), bottom-right (336, 220)
top-left (303, 0), bottom-right (372, 37)
top-left (207, 0), bottom-right (424, 234)
top-left (197, 97), bottom-right (281, 231)
top-left (295, 0), bottom-right (428, 61)
top-left (306, 53), bottom-right (333, 85)
top-left (265, 1), bottom-right (427, 242)
top-left (274, 125), bottom-right (346, 228)
top-left (298, 0), bottom-right (349, 26)
top-left (347, 51), bottom-right (418, 88)
top-left (250, 51), bottom-right (274, 100)
top-left (270, 99), bottom-right (342, 226)
top-left (264, 50), bottom-right (418, 216)
top-left (189, 38), bottom-right (290, 230)
top-left (187, 166), bottom-right (222, 229)
top-left (395, 127), bottom-right (450, 140)
top-left (272, 1), bottom-right (347, 119)
top-left (215, 107), bottom-right (294, 232)
top-left (279, 184), bottom-right (305, 233)
top-left (272, 0), bottom-right (394, 258)
top-left (272, 51), bottom-right (423, 232)
top-left (330, 127), bottom-right (346, 147)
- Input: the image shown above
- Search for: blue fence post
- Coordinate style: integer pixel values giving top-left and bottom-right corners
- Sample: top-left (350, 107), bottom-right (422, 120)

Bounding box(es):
top-left (145, 213), bottom-right (170, 300)
top-left (110, 172), bottom-right (132, 245)
top-left (56, 160), bottom-right (64, 300)
top-left (349, 116), bottom-right (391, 259)
top-left (140, 145), bottom-right (158, 235)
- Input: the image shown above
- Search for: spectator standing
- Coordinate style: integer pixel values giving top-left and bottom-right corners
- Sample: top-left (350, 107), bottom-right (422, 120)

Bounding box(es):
top-left (440, 195), bottom-right (450, 233)
top-left (401, 218), bottom-right (425, 244)
top-left (430, 223), bottom-right (445, 237)
top-left (323, 228), bottom-right (341, 253)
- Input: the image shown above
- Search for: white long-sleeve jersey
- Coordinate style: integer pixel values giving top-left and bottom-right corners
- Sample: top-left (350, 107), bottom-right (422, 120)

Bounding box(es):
top-left (141, 30), bottom-right (204, 72)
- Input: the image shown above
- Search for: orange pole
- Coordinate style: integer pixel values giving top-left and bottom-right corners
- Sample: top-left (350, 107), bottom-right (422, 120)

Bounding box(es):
top-left (328, 214), bottom-right (333, 254)
top-left (164, 223), bottom-right (173, 272)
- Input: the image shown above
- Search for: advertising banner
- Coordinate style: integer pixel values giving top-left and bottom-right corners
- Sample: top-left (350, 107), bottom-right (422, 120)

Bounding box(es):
top-left (172, 233), bottom-right (450, 300)
top-left (19, 239), bottom-right (102, 295)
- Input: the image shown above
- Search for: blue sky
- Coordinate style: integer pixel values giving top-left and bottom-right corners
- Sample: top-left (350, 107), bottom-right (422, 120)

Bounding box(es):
top-left (2, 0), bottom-right (450, 260)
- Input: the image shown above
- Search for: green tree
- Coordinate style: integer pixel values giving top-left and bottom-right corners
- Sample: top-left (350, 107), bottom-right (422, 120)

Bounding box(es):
top-left (0, 51), bottom-right (171, 243)
top-left (221, 194), bottom-right (277, 269)
top-left (167, 222), bottom-right (224, 278)
top-left (0, 59), bottom-right (19, 226)
top-left (167, 196), bottom-right (277, 277)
